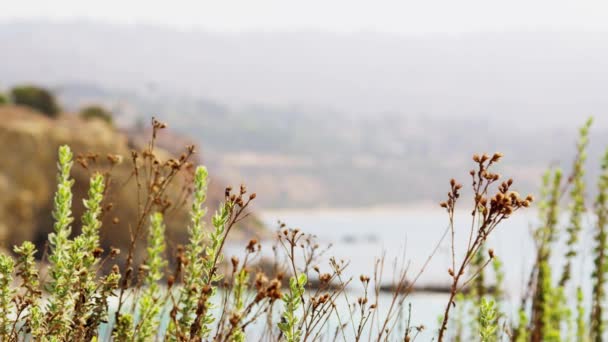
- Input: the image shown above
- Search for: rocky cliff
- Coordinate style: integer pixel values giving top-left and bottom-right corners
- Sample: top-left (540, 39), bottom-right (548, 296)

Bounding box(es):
top-left (0, 105), bottom-right (265, 258)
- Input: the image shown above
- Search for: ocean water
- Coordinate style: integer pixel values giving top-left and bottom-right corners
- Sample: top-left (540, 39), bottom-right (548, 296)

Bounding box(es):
top-left (259, 208), bottom-right (543, 294)
top-left (255, 208), bottom-right (597, 338)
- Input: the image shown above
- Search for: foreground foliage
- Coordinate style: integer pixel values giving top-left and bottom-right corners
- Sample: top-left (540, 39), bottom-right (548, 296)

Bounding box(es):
top-left (0, 118), bottom-right (606, 341)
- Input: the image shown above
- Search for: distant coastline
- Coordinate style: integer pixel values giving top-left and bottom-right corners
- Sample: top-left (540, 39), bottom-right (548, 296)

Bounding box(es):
top-left (259, 200), bottom-right (442, 217)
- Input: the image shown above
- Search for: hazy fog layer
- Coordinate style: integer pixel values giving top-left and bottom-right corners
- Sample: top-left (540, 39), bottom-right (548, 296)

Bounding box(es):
top-left (1, 21), bottom-right (607, 127)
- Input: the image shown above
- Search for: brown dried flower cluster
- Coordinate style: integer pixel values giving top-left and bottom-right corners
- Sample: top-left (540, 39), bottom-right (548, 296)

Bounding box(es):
top-left (437, 152), bottom-right (533, 341)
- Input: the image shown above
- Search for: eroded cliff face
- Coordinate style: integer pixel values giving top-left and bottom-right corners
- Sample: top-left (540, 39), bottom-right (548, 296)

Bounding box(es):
top-left (0, 105), bottom-right (265, 259)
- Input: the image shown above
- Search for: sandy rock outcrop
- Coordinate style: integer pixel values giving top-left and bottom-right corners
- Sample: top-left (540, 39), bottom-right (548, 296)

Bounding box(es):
top-left (0, 105), bottom-right (265, 259)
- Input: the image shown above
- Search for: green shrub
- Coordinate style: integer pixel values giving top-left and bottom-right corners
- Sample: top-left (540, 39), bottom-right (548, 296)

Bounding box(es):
top-left (479, 298), bottom-right (498, 342)
top-left (79, 105), bottom-right (113, 125)
top-left (0, 93), bottom-right (8, 105)
top-left (10, 85), bottom-right (60, 117)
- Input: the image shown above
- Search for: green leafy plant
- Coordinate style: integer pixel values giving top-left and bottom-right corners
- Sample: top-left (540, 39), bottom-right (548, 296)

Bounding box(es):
top-left (278, 273), bottom-right (307, 342)
top-left (135, 212), bottom-right (168, 341)
top-left (479, 298), bottom-right (497, 342)
top-left (169, 166), bottom-right (209, 338)
top-left (46, 145), bottom-right (77, 337)
top-left (0, 254), bottom-right (15, 339)
top-left (560, 118), bottom-right (592, 286)
top-left (591, 148), bottom-right (608, 341)
top-left (13, 241), bottom-right (44, 338)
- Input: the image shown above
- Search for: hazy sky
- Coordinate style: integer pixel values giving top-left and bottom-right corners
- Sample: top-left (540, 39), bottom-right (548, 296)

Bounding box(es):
top-left (3, 0), bottom-right (608, 34)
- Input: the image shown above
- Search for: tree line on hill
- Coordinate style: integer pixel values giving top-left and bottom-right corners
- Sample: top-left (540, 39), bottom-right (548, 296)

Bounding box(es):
top-left (0, 85), bottom-right (113, 125)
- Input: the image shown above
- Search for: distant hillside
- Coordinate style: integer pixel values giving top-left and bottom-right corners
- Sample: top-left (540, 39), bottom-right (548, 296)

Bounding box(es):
top-left (49, 85), bottom-right (608, 208)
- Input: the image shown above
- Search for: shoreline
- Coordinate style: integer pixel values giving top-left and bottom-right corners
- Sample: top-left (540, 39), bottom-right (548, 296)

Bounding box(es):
top-left (259, 201), bottom-right (443, 217)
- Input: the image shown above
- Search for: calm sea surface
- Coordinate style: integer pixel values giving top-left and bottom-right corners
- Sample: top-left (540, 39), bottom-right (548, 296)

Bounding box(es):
top-left (254, 208), bottom-right (597, 338)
